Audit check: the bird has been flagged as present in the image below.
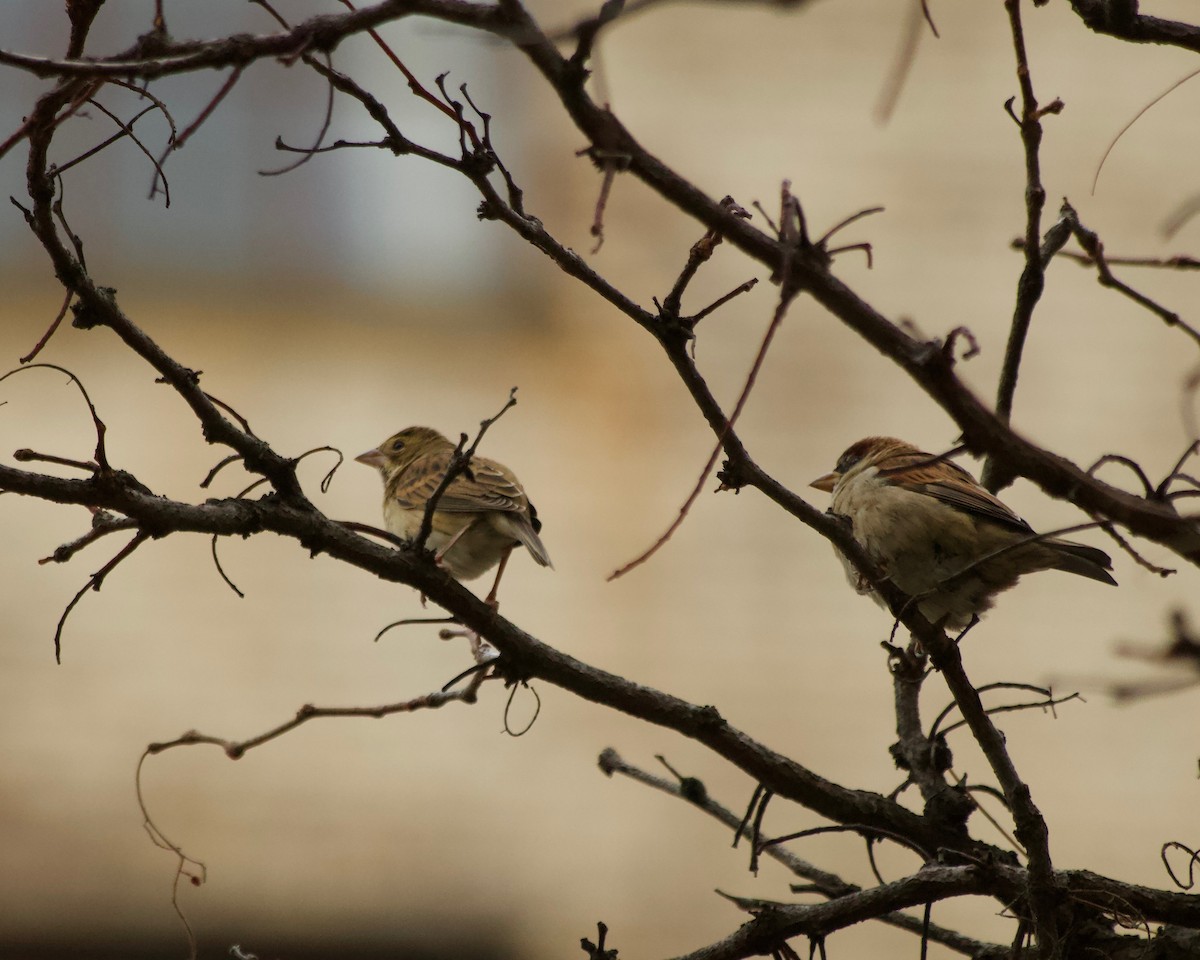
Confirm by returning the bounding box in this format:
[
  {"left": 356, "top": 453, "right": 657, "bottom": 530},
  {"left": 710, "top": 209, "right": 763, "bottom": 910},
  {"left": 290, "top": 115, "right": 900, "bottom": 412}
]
[
  {"left": 809, "top": 436, "right": 1116, "bottom": 631},
  {"left": 356, "top": 426, "right": 551, "bottom": 605}
]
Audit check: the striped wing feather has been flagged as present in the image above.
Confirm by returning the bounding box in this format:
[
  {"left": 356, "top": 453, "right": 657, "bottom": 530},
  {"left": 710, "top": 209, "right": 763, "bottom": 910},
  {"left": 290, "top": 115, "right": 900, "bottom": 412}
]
[
  {"left": 391, "top": 451, "right": 529, "bottom": 515},
  {"left": 881, "top": 450, "right": 1114, "bottom": 584},
  {"left": 880, "top": 452, "right": 1035, "bottom": 534}
]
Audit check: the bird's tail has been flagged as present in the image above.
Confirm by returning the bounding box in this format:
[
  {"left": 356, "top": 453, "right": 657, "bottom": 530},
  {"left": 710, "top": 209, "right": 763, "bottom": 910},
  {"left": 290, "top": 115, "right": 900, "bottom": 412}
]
[
  {"left": 496, "top": 513, "right": 552, "bottom": 568},
  {"left": 517, "top": 520, "right": 552, "bottom": 568},
  {"left": 1047, "top": 538, "right": 1117, "bottom": 585}
]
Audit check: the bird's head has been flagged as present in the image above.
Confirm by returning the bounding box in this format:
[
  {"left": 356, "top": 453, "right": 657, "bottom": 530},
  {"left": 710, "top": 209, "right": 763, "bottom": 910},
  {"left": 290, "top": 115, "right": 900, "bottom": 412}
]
[
  {"left": 355, "top": 426, "right": 450, "bottom": 479},
  {"left": 810, "top": 436, "right": 921, "bottom": 493}
]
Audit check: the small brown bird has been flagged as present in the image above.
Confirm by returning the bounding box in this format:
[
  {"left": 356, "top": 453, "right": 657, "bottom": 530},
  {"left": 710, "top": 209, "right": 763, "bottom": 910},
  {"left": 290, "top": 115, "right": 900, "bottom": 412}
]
[
  {"left": 810, "top": 437, "right": 1116, "bottom": 630},
  {"left": 356, "top": 426, "right": 550, "bottom": 604}
]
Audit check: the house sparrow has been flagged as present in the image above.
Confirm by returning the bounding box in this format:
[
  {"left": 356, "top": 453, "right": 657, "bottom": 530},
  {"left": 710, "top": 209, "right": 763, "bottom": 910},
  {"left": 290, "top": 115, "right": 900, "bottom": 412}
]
[
  {"left": 810, "top": 437, "right": 1116, "bottom": 630},
  {"left": 356, "top": 426, "right": 550, "bottom": 604}
]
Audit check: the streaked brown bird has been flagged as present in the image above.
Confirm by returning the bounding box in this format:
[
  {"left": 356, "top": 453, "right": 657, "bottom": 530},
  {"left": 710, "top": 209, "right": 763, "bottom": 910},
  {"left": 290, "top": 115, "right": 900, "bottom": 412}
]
[
  {"left": 810, "top": 436, "right": 1116, "bottom": 630},
  {"left": 356, "top": 426, "right": 551, "bottom": 604}
]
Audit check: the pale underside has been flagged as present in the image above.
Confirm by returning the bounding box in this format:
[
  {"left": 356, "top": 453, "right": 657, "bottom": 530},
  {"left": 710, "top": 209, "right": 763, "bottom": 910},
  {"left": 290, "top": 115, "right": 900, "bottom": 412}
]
[
  {"left": 383, "top": 496, "right": 541, "bottom": 581},
  {"left": 831, "top": 467, "right": 1079, "bottom": 630},
  {"left": 383, "top": 450, "right": 550, "bottom": 582}
]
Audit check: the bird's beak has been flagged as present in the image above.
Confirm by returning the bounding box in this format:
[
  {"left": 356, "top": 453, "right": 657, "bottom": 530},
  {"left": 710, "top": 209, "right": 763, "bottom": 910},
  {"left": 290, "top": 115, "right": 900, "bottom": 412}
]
[
  {"left": 355, "top": 448, "right": 387, "bottom": 469},
  {"left": 809, "top": 472, "right": 838, "bottom": 493}
]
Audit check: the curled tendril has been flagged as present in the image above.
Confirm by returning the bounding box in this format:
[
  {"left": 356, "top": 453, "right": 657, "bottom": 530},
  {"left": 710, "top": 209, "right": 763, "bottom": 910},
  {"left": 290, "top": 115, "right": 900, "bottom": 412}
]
[
  {"left": 502, "top": 679, "right": 540, "bottom": 737},
  {"left": 0, "top": 363, "right": 109, "bottom": 470}
]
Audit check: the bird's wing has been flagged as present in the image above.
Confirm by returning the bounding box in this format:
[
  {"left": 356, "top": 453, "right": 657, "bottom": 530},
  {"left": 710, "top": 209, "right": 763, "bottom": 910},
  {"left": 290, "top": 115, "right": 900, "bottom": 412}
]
[
  {"left": 391, "top": 452, "right": 528, "bottom": 515},
  {"left": 882, "top": 453, "right": 1036, "bottom": 534}
]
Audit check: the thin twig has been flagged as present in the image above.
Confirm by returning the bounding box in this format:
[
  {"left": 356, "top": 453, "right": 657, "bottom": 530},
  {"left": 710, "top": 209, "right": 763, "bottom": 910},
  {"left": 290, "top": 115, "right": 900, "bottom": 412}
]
[
  {"left": 660, "top": 196, "right": 751, "bottom": 320},
  {"left": 983, "top": 0, "right": 1060, "bottom": 494},
  {"left": 598, "top": 749, "right": 1004, "bottom": 958},
  {"left": 54, "top": 103, "right": 158, "bottom": 176},
  {"left": 932, "top": 518, "right": 1115, "bottom": 592},
  {"left": 875, "top": 1, "right": 929, "bottom": 123},
  {"left": 85, "top": 96, "right": 171, "bottom": 207},
  {"left": 608, "top": 185, "right": 802, "bottom": 580},
  {"left": 337, "top": 0, "right": 479, "bottom": 146},
  {"left": 1059, "top": 200, "right": 1200, "bottom": 350},
  {"left": 19, "top": 290, "right": 73, "bottom": 364},
  {"left": 1011, "top": 239, "right": 1200, "bottom": 272},
  {"left": 53, "top": 531, "right": 151, "bottom": 662},
  {"left": 374, "top": 616, "right": 460, "bottom": 643},
  {"left": 260, "top": 58, "right": 331, "bottom": 176},
  {"left": 1092, "top": 67, "right": 1200, "bottom": 195},
  {"left": 160, "top": 64, "right": 245, "bottom": 184},
  {"left": 135, "top": 752, "right": 206, "bottom": 960},
  {"left": 39, "top": 512, "right": 139, "bottom": 565},
  {"left": 199, "top": 454, "right": 243, "bottom": 489},
  {"left": 145, "top": 633, "right": 492, "bottom": 760},
  {"left": 759, "top": 823, "right": 933, "bottom": 864},
  {"left": 578, "top": 145, "right": 627, "bottom": 254},
  {"left": 12, "top": 448, "right": 96, "bottom": 471},
  {"left": 690, "top": 278, "right": 759, "bottom": 326},
  {"left": 414, "top": 388, "right": 519, "bottom": 552},
  {"left": 928, "top": 682, "right": 1059, "bottom": 742},
  {"left": 0, "top": 363, "right": 110, "bottom": 471},
  {"left": 210, "top": 533, "right": 244, "bottom": 598},
  {"left": 937, "top": 692, "right": 1082, "bottom": 740}
]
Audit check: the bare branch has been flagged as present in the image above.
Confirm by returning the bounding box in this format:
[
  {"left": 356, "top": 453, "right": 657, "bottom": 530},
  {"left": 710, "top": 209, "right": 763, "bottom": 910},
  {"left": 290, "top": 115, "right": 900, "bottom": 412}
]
[
  {"left": 135, "top": 751, "right": 207, "bottom": 960},
  {"left": 983, "top": 0, "right": 1059, "bottom": 495},
  {"left": 53, "top": 103, "right": 159, "bottom": 178},
  {"left": 145, "top": 632, "right": 492, "bottom": 760},
  {"left": 875, "top": 1, "right": 933, "bottom": 124},
  {"left": 1065, "top": 2, "right": 1200, "bottom": 55},
  {"left": 18, "top": 290, "right": 73, "bottom": 364},
  {"left": 659, "top": 195, "right": 752, "bottom": 321},
  {"left": 4, "top": 3, "right": 1200, "bottom": 955},
  {"left": 166, "top": 65, "right": 246, "bottom": 180},
  {"left": 1056, "top": 200, "right": 1200, "bottom": 350},
  {"left": 38, "top": 511, "right": 139, "bottom": 565},
  {"left": 85, "top": 95, "right": 171, "bottom": 206},
  {"left": 414, "top": 388, "right": 519, "bottom": 552},
  {"left": 673, "top": 865, "right": 991, "bottom": 960},
  {"left": 608, "top": 193, "right": 800, "bottom": 580},
  {"left": 53, "top": 531, "right": 151, "bottom": 663},
  {"left": 598, "top": 749, "right": 1006, "bottom": 958},
  {"left": 1, "top": 363, "right": 111, "bottom": 471}
]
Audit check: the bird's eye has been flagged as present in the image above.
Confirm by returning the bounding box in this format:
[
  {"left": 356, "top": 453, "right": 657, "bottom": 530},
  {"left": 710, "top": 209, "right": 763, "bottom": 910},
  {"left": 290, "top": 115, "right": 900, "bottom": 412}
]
[{"left": 391, "top": 439, "right": 405, "bottom": 452}]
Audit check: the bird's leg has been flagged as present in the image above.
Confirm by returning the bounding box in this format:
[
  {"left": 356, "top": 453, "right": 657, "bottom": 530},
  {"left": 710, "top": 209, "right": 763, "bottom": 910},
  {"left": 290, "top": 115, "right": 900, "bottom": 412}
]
[
  {"left": 889, "top": 595, "right": 919, "bottom": 645},
  {"left": 952, "top": 614, "right": 980, "bottom": 645},
  {"left": 484, "top": 545, "right": 514, "bottom": 609},
  {"left": 432, "top": 517, "right": 480, "bottom": 565},
  {"left": 423, "top": 520, "right": 483, "bottom": 607}
]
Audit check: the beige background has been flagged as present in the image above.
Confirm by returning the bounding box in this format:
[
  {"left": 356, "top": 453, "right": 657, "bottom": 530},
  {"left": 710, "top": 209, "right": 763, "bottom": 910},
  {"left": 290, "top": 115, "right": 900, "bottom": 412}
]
[{"left": 1, "top": 1, "right": 1198, "bottom": 957}]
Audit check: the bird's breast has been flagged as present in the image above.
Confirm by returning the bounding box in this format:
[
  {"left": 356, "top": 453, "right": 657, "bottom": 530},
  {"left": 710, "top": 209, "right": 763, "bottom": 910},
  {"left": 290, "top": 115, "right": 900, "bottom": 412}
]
[
  {"left": 832, "top": 473, "right": 982, "bottom": 589},
  {"left": 381, "top": 499, "right": 516, "bottom": 581}
]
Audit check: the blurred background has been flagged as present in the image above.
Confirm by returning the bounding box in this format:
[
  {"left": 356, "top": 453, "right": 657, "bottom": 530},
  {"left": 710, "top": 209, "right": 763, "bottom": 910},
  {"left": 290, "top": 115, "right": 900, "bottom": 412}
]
[{"left": 1, "top": 1, "right": 1198, "bottom": 957}]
